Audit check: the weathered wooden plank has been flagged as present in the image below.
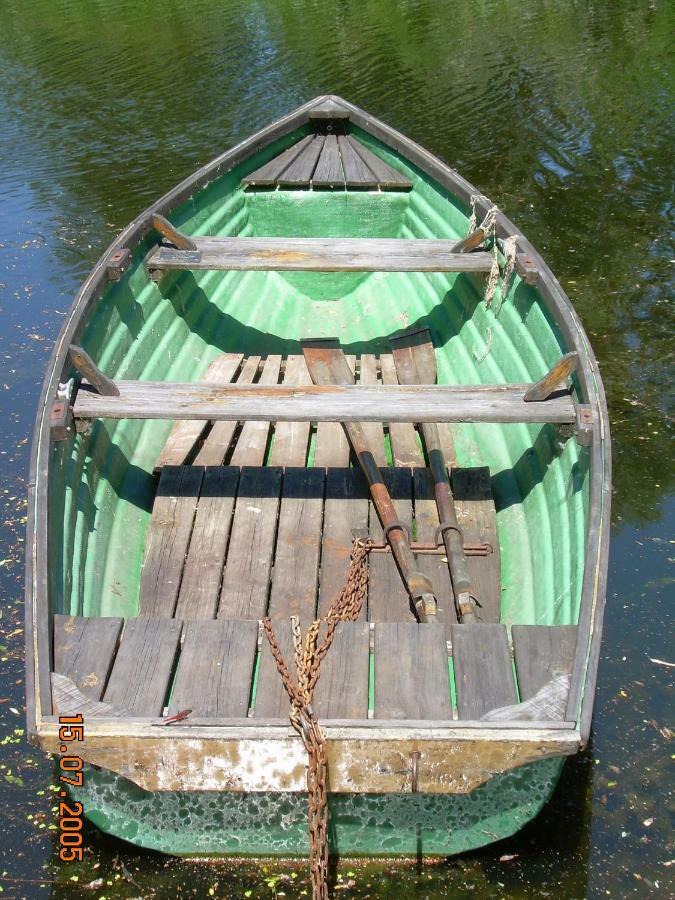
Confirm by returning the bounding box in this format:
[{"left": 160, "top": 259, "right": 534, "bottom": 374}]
[
  {"left": 359, "top": 354, "right": 387, "bottom": 467},
  {"left": 155, "top": 353, "right": 243, "bottom": 468},
  {"left": 380, "top": 354, "right": 423, "bottom": 466},
  {"left": 451, "top": 623, "right": 517, "bottom": 719},
  {"left": 313, "top": 355, "right": 355, "bottom": 467},
  {"left": 451, "top": 467, "right": 501, "bottom": 623},
  {"left": 51, "top": 672, "right": 128, "bottom": 718},
  {"left": 229, "top": 355, "right": 282, "bottom": 466},
  {"left": 317, "top": 467, "right": 369, "bottom": 618},
  {"left": 312, "top": 134, "right": 345, "bottom": 188},
  {"left": 277, "top": 135, "right": 325, "bottom": 186},
  {"left": 138, "top": 466, "right": 204, "bottom": 618},
  {"left": 103, "top": 618, "right": 182, "bottom": 716},
  {"left": 413, "top": 468, "right": 458, "bottom": 625},
  {"left": 147, "top": 238, "right": 495, "bottom": 272},
  {"left": 346, "top": 135, "right": 412, "bottom": 189},
  {"left": 254, "top": 619, "right": 295, "bottom": 717},
  {"left": 512, "top": 625, "right": 578, "bottom": 700},
  {"left": 313, "top": 622, "right": 370, "bottom": 719},
  {"left": 75, "top": 381, "right": 575, "bottom": 424},
  {"left": 169, "top": 619, "right": 258, "bottom": 717},
  {"left": 269, "top": 356, "right": 312, "bottom": 466},
  {"left": 174, "top": 467, "right": 240, "bottom": 619},
  {"left": 338, "top": 135, "right": 378, "bottom": 188},
  {"left": 193, "top": 355, "right": 260, "bottom": 466},
  {"left": 368, "top": 468, "right": 415, "bottom": 622},
  {"left": 53, "top": 615, "right": 123, "bottom": 700},
  {"left": 218, "top": 466, "right": 283, "bottom": 618},
  {"left": 267, "top": 467, "right": 325, "bottom": 623},
  {"left": 242, "top": 134, "right": 314, "bottom": 186},
  {"left": 374, "top": 623, "right": 451, "bottom": 719}
]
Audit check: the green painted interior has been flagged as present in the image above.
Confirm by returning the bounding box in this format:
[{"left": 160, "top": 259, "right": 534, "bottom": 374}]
[{"left": 47, "top": 126, "right": 589, "bottom": 856}]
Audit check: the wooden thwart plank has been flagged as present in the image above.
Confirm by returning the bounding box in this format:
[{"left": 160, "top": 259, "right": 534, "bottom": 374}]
[
  {"left": 103, "top": 618, "right": 182, "bottom": 716},
  {"left": 312, "top": 135, "right": 344, "bottom": 188},
  {"left": 193, "top": 355, "right": 260, "bottom": 466},
  {"left": 169, "top": 619, "right": 258, "bottom": 717},
  {"left": 218, "top": 466, "right": 283, "bottom": 619},
  {"left": 139, "top": 466, "right": 204, "bottom": 618},
  {"left": 75, "top": 381, "right": 576, "bottom": 424},
  {"left": 53, "top": 615, "right": 123, "bottom": 700},
  {"left": 267, "top": 467, "right": 325, "bottom": 623},
  {"left": 374, "top": 623, "right": 451, "bottom": 719},
  {"left": 512, "top": 625, "right": 578, "bottom": 699},
  {"left": 451, "top": 623, "right": 517, "bottom": 719},
  {"left": 277, "top": 135, "right": 325, "bottom": 186},
  {"left": 148, "top": 238, "right": 495, "bottom": 272},
  {"left": 174, "top": 466, "right": 240, "bottom": 619},
  {"left": 156, "top": 353, "right": 243, "bottom": 467}
]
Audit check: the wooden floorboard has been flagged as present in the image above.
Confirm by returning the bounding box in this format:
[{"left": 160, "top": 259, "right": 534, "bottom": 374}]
[
  {"left": 155, "top": 353, "right": 243, "bottom": 468},
  {"left": 368, "top": 467, "right": 415, "bottom": 622},
  {"left": 229, "top": 355, "right": 282, "bottom": 466},
  {"left": 374, "top": 623, "right": 451, "bottom": 719},
  {"left": 312, "top": 134, "right": 344, "bottom": 188},
  {"left": 380, "top": 354, "right": 423, "bottom": 467},
  {"left": 218, "top": 466, "right": 283, "bottom": 619},
  {"left": 53, "top": 615, "right": 123, "bottom": 700},
  {"left": 313, "top": 355, "right": 355, "bottom": 467},
  {"left": 313, "top": 622, "right": 370, "bottom": 718},
  {"left": 138, "top": 466, "right": 204, "bottom": 618},
  {"left": 174, "top": 466, "right": 240, "bottom": 619},
  {"left": 169, "top": 619, "right": 258, "bottom": 716},
  {"left": 346, "top": 135, "right": 412, "bottom": 189},
  {"left": 267, "top": 467, "right": 325, "bottom": 623},
  {"left": 278, "top": 135, "right": 324, "bottom": 186},
  {"left": 317, "top": 467, "right": 369, "bottom": 618},
  {"left": 413, "top": 468, "right": 458, "bottom": 625},
  {"left": 242, "top": 135, "right": 314, "bottom": 187},
  {"left": 194, "top": 355, "right": 260, "bottom": 466},
  {"left": 103, "top": 618, "right": 182, "bottom": 716},
  {"left": 451, "top": 623, "right": 517, "bottom": 719},
  {"left": 359, "top": 354, "right": 387, "bottom": 467},
  {"left": 254, "top": 619, "right": 295, "bottom": 717},
  {"left": 451, "top": 467, "right": 501, "bottom": 623},
  {"left": 512, "top": 625, "right": 578, "bottom": 699},
  {"left": 269, "top": 355, "right": 312, "bottom": 466}
]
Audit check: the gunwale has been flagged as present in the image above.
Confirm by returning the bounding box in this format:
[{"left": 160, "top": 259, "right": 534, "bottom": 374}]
[{"left": 25, "top": 96, "right": 610, "bottom": 768}]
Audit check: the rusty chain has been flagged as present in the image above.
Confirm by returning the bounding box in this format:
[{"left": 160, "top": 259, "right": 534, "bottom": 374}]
[{"left": 261, "top": 536, "right": 372, "bottom": 900}]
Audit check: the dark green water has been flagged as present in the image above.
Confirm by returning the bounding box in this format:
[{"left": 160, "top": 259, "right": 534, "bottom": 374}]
[{"left": 0, "top": 1, "right": 672, "bottom": 896}]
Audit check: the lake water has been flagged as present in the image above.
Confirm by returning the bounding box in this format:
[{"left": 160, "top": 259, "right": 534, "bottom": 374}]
[{"left": 0, "top": 1, "right": 672, "bottom": 896}]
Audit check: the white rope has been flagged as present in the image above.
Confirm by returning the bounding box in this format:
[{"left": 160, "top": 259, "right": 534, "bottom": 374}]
[{"left": 466, "top": 196, "right": 519, "bottom": 311}]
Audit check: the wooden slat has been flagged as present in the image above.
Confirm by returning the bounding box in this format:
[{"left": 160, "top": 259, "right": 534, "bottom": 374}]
[
  {"left": 75, "top": 381, "right": 575, "bottom": 424},
  {"left": 53, "top": 615, "right": 123, "bottom": 700},
  {"left": 451, "top": 467, "right": 501, "bottom": 623},
  {"left": 242, "top": 135, "right": 314, "bottom": 187},
  {"left": 156, "top": 353, "right": 243, "bottom": 467},
  {"left": 229, "top": 355, "right": 282, "bottom": 466},
  {"left": 138, "top": 466, "right": 204, "bottom": 618},
  {"left": 193, "top": 355, "right": 260, "bottom": 466},
  {"left": 267, "top": 467, "right": 325, "bottom": 623},
  {"left": 269, "top": 356, "right": 312, "bottom": 466},
  {"left": 512, "top": 625, "right": 578, "bottom": 700},
  {"left": 374, "top": 623, "right": 451, "bottom": 718},
  {"left": 413, "top": 468, "right": 458, "bottom": 625},
  {"left": 174, "top": 467, "right": 240, "bottom": 619},
  {"left": 338, "top": 135, "right": 378, "bottom": 188},
  {"left": 148, "top": 238, "right": 495, "bottom": 272},
  {"left": 218, "top": 466, "right": 283, "bottom": 618},
  {"left": 254, "top": 618, "right": 295, "bottom": 717},
  {"left": 277, "top": 135, "right": 325, "bottom": 186},
  {"left": 346, "top": 135, "right": 412, "bottom": 189},
  {"left": 451, "top": 623, "right": 517, "bottom": 719},
  {"left": 368, "top": 468, "right": 415, "bottom": 622},
  {"left": 168, "top": 619, "right": 258, "bottom": 716},
  {"left": 359, "top": 354, "right": 387, "bottom": 467},
  {"left": 380, "top": 354, "right": 423, "bottom": 466},
  {"left": 312, "top": 134, "right": 345, "bottom": 188},
  {"left": 103, "top": 618, "right": 182, "bottom": 716},
  {"left": 317, "top": 467, "right": 369, "bottom": 618},
  {"left": 313, "top": 355, "right": 355, "bottom": 467},
  {"left": 313, "top": 622, "right": 370, "bottom": 718}
]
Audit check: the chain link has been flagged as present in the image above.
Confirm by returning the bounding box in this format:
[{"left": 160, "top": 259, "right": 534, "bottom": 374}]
[{"left": 262, "top": 537, "right": 372, "bottom": 900}]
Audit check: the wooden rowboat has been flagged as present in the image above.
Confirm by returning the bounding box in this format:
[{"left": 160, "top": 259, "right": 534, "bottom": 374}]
[{"left": 26, "top": 96, "right": 610, "bottom": 859}]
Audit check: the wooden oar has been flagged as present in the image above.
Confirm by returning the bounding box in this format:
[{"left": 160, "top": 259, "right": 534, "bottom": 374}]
[
  {"left": 302, "top": 340, "right": 437, "bottom": 623},
  {"left": 390, "top": 328, "right": 478, "bottom": 623}
]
